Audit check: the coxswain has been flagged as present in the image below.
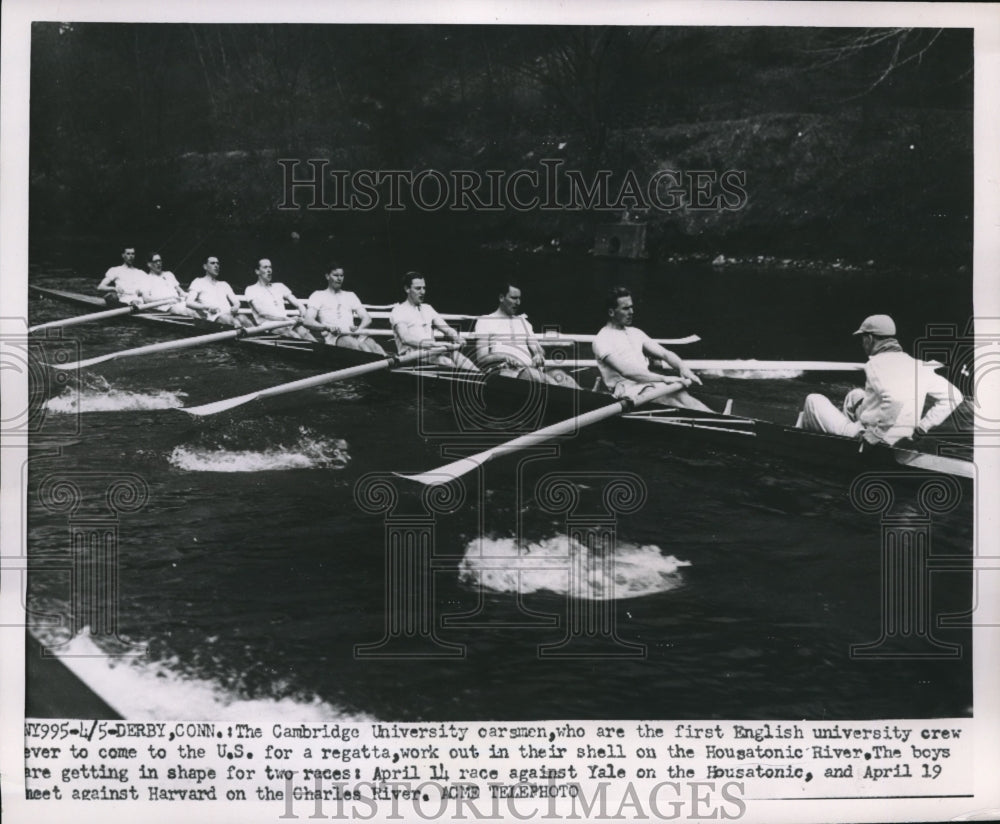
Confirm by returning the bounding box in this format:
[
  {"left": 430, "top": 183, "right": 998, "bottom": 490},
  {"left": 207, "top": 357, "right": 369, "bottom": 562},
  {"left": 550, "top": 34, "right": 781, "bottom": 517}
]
[
  {"left": 185, "top": 256, "right": 245, "bottom": 327},
  {"left": 302, "top": 264, "right": 386, "bottom": 354},
  {"left": 389, "top": 272, "right": 479, "bottom": 371},
  {"left": 797, "top": 314, "right": 962, "bottom": 444},
  {"left": 473, "top": 282, "right": 579, "bottom": 387},
  {"left": 243, "top": 258, "right": 313, "bottom": 339},
  {"left": 593, "top": 286, "right": 710, "bottom": 410}
]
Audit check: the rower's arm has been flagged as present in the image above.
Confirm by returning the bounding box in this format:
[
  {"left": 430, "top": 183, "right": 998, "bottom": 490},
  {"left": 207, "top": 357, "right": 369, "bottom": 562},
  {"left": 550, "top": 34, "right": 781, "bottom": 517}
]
[
  {"left": 642, "top": 341, "right": 702, "bottom": 385},
  {"left": 393, "top": 319, "right": 429, "bottom": 350},
  {"left": 283, "top": 287, "right": 308, "bottom": 317},
  {"left": 431, "top": 315, "right": 463, "bottom": 344},
  {"left": 474, "top": 331, "right": 520, "bottom": 369},
  {"left": 185, "top": 288, "right": 204, "bottom": 311},
  {"left": 96, "top": 273, "right": 117, "bottom": 294},
  {"left": 917, "top": 371, "right": 963, "bottom": 434},
  {"left": 246, "top": 293, "right": 275, "bottom": 320},
  {"left": 186, "top": 284, "right": 214, "bottom": 313},
  {"left": 473, "top": 323, "right": 491, "bottom": 362},
  {"left": 353, "top": 304, "right": 373, "bottom": 331},
  {"left": 301, "top": 303, "right": 324, "bottom": 332},
  {"left": 602, "top": 350, "right": 680, "bottom": 384},
  {"left": 527, "top": 337, "right": 545, "bottom": 363},
  {"left": 254, "top": 305, "right": 286, "bottom": 321}
]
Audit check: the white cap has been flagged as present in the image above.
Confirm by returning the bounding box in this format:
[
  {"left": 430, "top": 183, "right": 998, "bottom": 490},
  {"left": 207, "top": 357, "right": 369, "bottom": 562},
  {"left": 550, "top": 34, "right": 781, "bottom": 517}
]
[{"left": 853, "top": 314, "right": 896, "bottom": 336}]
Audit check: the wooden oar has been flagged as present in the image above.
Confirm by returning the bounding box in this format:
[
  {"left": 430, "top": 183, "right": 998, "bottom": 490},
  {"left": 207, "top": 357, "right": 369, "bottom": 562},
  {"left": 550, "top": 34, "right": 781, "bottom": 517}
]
[
  {"left": 537, "top": 332, "right": 700, "bottom": 346},
  {"left": 48, "top": 320, "right": 298, "bottom": 371},
  {"left": 29, "top": 298, "right": 178, "bottom": 333},
  {"left": 181, "top": 345, "right": 453, "bottom": 416},
  {"left": 397, "top": 380, "right": 688, "bottom": 485},
  {"left": 545, "top": 358, "right": 866, "bottom": 372},
  {"left": 367, "top": 310, "right": 478, "bottom": 322},
  {"left": 336, "top": 331, "right": 700, "bottom": 347}
]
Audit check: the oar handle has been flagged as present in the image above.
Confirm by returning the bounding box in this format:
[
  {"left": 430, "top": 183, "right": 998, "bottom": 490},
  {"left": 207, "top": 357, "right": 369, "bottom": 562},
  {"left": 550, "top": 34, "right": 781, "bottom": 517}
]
[{"left": 131, "top": 297, "right": 178, "bottom": 312}]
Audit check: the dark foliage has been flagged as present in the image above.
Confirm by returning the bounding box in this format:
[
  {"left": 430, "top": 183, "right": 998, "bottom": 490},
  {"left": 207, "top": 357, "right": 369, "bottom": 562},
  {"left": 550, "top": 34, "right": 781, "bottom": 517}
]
[{"left": 30, "top": 23, "right": 972, "bottom": 267}]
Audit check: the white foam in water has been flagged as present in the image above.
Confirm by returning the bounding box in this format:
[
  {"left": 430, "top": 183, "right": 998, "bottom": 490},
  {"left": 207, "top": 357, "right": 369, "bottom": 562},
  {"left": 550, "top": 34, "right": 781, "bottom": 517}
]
[
  {"left": 169, "top": 436, "right": 350, "bottom": 472},
  {"left": 44, "top": 387, "right": 186, "bottom": 413},
  {"left": 459, "top": 536, "right": 690, "bottom": 600},
  {"left": 32, "top": 630, "right": 370, "bottom": 722}
]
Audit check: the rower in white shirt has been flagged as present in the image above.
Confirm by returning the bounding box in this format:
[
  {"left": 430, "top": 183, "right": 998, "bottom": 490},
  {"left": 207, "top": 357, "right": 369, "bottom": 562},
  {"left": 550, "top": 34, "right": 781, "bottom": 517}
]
[
  {"left": 302, "top": 264, "right": 385, "bottom": 354},
  {"left": 592, "top": 286, "right": 711, "bottom": 410},
  {"left": 185, "top": 255, "right": 246, "bottom": 327},
  {"left": 389, "top": 272, "right": 479, "bottom": 371},
  {"left": 138, "top": 252, "right": 196, "bottom": 316},
  {"left": 473, "top": 282, "right": 579, "bottom": 387},
  {"left": 243, "top": 258, "right": 313, "bottom": 340},
  {"left": 97, "top": 246, "right": 150, "bottom": 306}
]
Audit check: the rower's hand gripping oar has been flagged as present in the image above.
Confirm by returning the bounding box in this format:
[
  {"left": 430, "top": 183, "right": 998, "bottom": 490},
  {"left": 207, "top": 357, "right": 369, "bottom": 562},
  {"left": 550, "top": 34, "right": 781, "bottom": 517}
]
[
  {"left": 47, "top": 320, "right": 298, "bottom": 371},
  {"left": 181, "top": 344, "right": 454, "bottom": 416},
  {"left": 29, "top": 297, "right": 178, "bottom": 333},
  {"left": 397, "top": 379, "right": 690, "bottom": 486}
]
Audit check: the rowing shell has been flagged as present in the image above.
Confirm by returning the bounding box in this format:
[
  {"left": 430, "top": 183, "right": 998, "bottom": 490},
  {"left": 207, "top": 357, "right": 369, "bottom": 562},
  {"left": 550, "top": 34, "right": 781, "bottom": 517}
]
[{"left": 29, "top": 285, "right": 974, "bottom": 478}]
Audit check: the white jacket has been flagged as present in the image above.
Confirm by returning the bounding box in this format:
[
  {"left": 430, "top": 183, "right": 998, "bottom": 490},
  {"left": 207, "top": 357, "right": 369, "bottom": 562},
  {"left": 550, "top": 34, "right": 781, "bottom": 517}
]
[{"left": 857, "top": 350, "right": 961, "bottom": 444}]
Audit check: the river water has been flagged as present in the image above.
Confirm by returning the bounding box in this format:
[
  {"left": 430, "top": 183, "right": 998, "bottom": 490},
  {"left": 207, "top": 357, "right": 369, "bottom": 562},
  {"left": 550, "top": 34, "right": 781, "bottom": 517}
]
[{"left": 24, "top": 232, "right": 974, "bottom": 721}]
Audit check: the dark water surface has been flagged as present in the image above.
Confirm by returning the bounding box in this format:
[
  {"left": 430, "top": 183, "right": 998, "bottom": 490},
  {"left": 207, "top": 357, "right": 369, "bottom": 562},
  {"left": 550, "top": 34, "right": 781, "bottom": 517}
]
[{"left": 25, "top": 233, "right": 974, "bottom": 721}]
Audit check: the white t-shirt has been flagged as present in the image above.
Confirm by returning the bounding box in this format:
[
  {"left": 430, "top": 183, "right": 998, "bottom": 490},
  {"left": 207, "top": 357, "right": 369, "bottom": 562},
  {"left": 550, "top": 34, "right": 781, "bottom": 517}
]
[
  {"left": 389, "top": 301, "right": 445, "bottom": 354},
  {"left": 245, "top": 282, "right": 297, "bottom": 321},
  {"left": 141, "top": 271, "right": 183, "bottom": 301},
  {"left": 187, "top": 276, "right": 238, "bottom": 315},
  {"left": 104, "top": 266, "right": 150, "bottom": 300},
  {"left": 474, "top": 310, "right": 536, "bottom": 366},
  {"left": 592, "top": 325, "right": 654, "bottom": 394},
  {"left": 307, "top": 289, "right": 364, "bottom": 331}
]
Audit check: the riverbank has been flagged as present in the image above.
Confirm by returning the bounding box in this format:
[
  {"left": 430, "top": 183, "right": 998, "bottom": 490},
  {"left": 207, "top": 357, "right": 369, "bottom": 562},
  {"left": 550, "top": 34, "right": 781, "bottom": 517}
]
[{"left": 31, "top": 107, "right": 970, "bottom": 273}]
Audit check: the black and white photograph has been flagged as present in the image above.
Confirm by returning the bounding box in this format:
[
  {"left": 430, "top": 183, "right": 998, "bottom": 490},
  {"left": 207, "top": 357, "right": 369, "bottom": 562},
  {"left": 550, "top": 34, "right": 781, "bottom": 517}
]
[{"left": 2, "top": 1, "right": 998, "bottom": 822}]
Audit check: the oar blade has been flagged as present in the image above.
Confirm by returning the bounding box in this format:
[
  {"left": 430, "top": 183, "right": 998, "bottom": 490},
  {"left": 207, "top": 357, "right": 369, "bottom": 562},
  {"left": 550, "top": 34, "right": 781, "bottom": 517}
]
[
  {"left": 394, "top": 457, "right": 485, "bottom": 486},
  {"left": 51, "top": 320, "right": 296, "bottom": 374},
  {"left": 30, "top": 305, "right": 131, "bottom": 333},
  {"left": 178, "top": 345, "right": 452, "bottom": 417},
  {"left": 29, "top": 297, "right": 177, "bottom": 333},
  {"left": 47, "top": 351, "right": 118, "bottom": 371},
  {"left": 181, "top": 391, "right": 261, "bottom": 417},
  {"left": 396, "top": 383, "right": 686, "bottom": 486}
]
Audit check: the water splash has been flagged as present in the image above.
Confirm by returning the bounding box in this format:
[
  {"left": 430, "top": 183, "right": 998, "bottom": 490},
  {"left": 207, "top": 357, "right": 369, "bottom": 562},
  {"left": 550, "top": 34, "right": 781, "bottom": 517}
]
[
  {"left": 169, "top": 429, "right": 350, "bottom": 472},
  {"left": 459, "top": 536, "right": 690, "bottom": 600},
  {"left": 29, "top": 629, "right": 369, "bottom": 722},
  {"left": 45, "top": 386, "right": 186, "bottom": 413}
]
